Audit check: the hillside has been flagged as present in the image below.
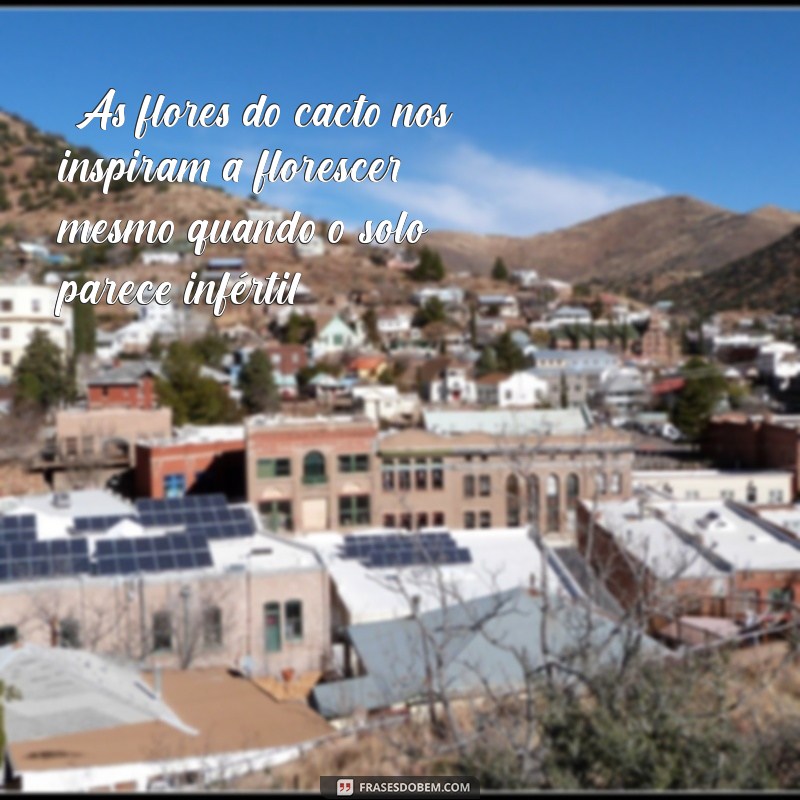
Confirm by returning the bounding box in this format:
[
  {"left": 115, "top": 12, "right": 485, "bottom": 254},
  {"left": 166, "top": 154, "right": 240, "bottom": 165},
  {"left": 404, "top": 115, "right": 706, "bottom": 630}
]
[
  {"left": 658, "top": 224, "right": 800, "bottom": 315},
  {"left": 423, "top": 196, "right": 800, "bottom": 297},
  {"left": 2, "top": 108, "right": 800, "bottom": 309}
]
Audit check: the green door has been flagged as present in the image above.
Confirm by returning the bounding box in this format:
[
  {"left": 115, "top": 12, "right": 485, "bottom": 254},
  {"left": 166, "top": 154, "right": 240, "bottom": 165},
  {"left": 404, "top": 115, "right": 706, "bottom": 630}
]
[{"left": 264, "top": 602, "right": 282, "bottom": 652}]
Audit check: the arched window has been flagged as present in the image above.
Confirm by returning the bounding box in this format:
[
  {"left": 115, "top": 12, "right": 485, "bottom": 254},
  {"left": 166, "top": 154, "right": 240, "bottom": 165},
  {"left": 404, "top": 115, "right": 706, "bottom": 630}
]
[
  {"left": 566, "top": 473, "right": 580, "bottom": 510},
  {"left": 506, "top": 475, "right": 521, "bottom": 527},
  {"left": 546, "top": 474, "right": 560, "bottom": 533},
  {"left": 303, "top": 451, "right": 326, "bottom": 484},
  {"left": 526, "top": 475, "right": 540, "bottom": 524}
]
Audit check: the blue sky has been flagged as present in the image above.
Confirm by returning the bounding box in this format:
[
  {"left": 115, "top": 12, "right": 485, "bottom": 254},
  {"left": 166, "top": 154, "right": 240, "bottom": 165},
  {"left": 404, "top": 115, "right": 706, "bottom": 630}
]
[{"left": 3, "top": 8, "right": 800, "bottom": 236}]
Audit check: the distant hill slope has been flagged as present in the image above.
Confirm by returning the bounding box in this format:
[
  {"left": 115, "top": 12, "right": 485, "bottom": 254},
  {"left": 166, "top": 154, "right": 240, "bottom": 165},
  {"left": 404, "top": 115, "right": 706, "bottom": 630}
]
[
  {"left": 658, "top": 225, "right": 800, "bottom": 315},
  {"left": 422, "top": 196, "right": 800, "bottom": 296},
  {"left": 0, "top": 109, "right": 259, "bottom": 243}
]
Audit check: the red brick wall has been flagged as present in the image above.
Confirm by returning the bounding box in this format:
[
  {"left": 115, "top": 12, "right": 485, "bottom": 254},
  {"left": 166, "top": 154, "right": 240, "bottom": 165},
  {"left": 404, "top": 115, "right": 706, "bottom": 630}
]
[
  {"left": 88, "top": 376, "right": 156, "bottom": 410},
  {"left": 135, "top": 438, "right": 246, "bottom": 499}
]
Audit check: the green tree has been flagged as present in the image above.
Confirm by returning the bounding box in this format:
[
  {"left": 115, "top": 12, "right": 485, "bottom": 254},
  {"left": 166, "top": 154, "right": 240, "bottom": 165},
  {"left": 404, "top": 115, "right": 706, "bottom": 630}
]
[
  {"left": 494, "top": 331, "right": 527, "bottom": 373},
  {"left": 362, "top": 307, "right": 381, "bottom": 346},
  {"left": 410, "top": 247, "right": 445, "bottom": 282},
  {"left": 72, "top": 272, "right": 96, "bottom": 356},
  {"left": 413, "top": 297, "right": 447, "bottom": 328},
  {"left": 239, "top": 350, "right": 280, "bottom": 414},
  {"left": 284, "top": 312, "right": 317, "bottom": 345},
  {"left": 491, "top": 257, "right": 509, "bottom": 282},
  {"left": 476, "top": 346, "right": 498, "bottom": 376},
  {"left": 190, "top": 330, "right": 229, "bottom": 369},
  {"left": 670, "top": 356, "right": 727, "bottom": 442},
  {"left": 13, "top": 330, "right": 72, "bottom": 412},
  {"left": 156, "top": 342, "right": 240, "bottom": 425}
]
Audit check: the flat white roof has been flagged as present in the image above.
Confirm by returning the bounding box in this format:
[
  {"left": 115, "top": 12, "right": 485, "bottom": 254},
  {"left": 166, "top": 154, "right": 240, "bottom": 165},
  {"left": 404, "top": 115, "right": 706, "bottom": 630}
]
[
  {"left": 633, "top": 469, "right": 794, "bottom": 480},
  {"left": 654, "top": 499, "right": 800, "bottom": 572},
  {"left": 296, "top": 526, "right": 575, "bottom": 625},
  {"left": 594, "top": 498, "right": 728, "bottom": 580}
]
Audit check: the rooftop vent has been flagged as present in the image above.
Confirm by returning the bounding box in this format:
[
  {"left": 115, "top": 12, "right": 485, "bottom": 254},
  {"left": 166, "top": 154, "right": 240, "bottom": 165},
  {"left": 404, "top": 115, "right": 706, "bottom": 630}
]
[{"left": 52, "top": 492, "right": 70, "bottom": 509}]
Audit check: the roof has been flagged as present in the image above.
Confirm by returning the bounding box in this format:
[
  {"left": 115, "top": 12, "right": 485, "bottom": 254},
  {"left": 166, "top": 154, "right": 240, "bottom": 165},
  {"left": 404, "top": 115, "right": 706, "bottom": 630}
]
[
  {"left": 652, "top": 377, "right": 686, "bottom": 395},
  {"left": 9, "top": 666, "right": 332, "bottom": 773},
  {"left": 297, "top": 526, "right": 581, "bottom": 626},
  {"left": 0, "top": 644, "right": 188, "bottom": 745},
  {"left": 312, "top": 588, "right": 665, "bottom": 719},
  {"left": 87, "top": 360, "right": 161, "bottom": 386},
  {"left": 423, "top": 407, "right": 591, "bottom": 437},
  {"left": 655, "top": 499, "right": 800, "bottom": 572},
  {"left": 348, "top": 355, "right": 387, "bottom": 371},
  {"left": 474, "top": 372, "right": 510, "bottom": 386},
  {"left": 593, "top": 498, "right": 730, "bottom": 580}
]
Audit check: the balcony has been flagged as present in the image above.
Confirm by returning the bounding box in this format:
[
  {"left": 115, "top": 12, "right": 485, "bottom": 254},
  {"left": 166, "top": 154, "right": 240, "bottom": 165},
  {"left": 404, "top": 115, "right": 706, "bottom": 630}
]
[{"left": 302, "top": 474, "right": 328, "bottom": 486}]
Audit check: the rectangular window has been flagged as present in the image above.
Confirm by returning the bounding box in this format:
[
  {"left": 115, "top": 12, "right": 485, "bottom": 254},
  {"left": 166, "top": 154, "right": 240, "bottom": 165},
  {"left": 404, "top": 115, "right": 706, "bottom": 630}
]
[
  {"left": 479, "top": 475, "right": 491, "bottom": 496},
  {"left": 65, "top": 437, "right": 78, "bottom": 458},
  {"left": 32, "top": 299, "right": 41, "bottom": 313},
  {"left": 0, "top": 626, "right": 17, "bottom": 646},
  {"left": 382, "top": 470, "right": 395, "bottom": 491},
  {"left": 720, "top": 490, "right": 734, "bottom": 500},
  {"left": 400, "top": 513, "right": 413, "bottom": 531},
  {"left": 59, "top": 618, "right": 80, "bottom": 649},
  {"left": 203, "top": 607, "right": 223, "bottom": 648},
  {"left": 0, "top": 300, "right": 12, "bottom": 313},
  {"left": 464, "top": 511, "right": 476, "bottom": 529},
  {"left": 415, "top": 468, "right": 428, "bottom": 491},
  {"left": 769, "top": 489, "right": 785, "bottom": 504},
  {"left": 479, "top": 511, "right": 492, "bottom": 528},
  {"left": 383, "top": 513, "right": 397, "bottom": 528},
  {"left": 257, "top": 458, "right": 291, "bottom": 479},
  {"left": 163, "top": 473, "right": 186, "bottom": 499},
  {"left": 463, "top": 475, "right": 475, "bottom": 498},
  {"left": 0, "top": 328, "right": 9, "bottom": 340},
  {"left": 152, "top": 611, "right": 172, "bottom": 651},
  {"left": 285, "top": 600, "right": 303, "bottom": 642},
  {"left": 259, "top": 500, "right": 293, "bottom": 532},
  {"left": 339, "top": 495, "right": 371, "bottom": 526},
  {"left": 81, "top": 435, "right": 94, "bottom": 457},
  {"left": 1, "top": 352, "right": 10, "bottom": 367},
  {"left": 398, "top": 469, "right": 411, "bottom": 491},
  {"left": 432, "top": 458, "right": 444, "bottom": 490},
  {"left": 339, "top": 454, "right": 370, "bottom": 473},
  {"left": 433, "top": 512, "right": 445, "bottom": 527},
  {"left": 417, "top": 512, "right": 429, "bottom": 529},
  {"left": 264, "top": 602, "right": 282, "bottom": 653}
]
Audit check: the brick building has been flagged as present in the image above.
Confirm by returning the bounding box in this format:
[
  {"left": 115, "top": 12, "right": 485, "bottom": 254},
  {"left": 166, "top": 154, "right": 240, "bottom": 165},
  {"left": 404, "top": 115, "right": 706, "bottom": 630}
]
[
  {"left": 87, "top": 362, "right": 159, "bottom": 411},
  {"left": 135, "top": 425, "right": 246, "bottom": 500},
  {"left": 703, "top": 414, "right": 800, "bottom": 497},
  {"left": 245, "top": 409, "right": 635, "bottom": 536},
  {"left": 577, "top": 496, "right": 800, "bottom": 626}
]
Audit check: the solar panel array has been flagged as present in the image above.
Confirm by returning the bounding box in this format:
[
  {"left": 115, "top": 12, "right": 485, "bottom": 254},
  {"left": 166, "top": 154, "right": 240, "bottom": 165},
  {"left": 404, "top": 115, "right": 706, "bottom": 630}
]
[
  {"left": 134, "top": 495, "right": 256, "bottom": 539},
  {"left": 94, "top": 532, "right": 213, "bottom": 576},
  {"left": 0, "top": 538, "right": 90, "bottom": 580},
  {"left": 0, "top": 515, "right": 37, "bottom": 543},
  {"left": 341, "top": 532, "right": 472, "bottom": 569},
  {"left": 73, "top": 515, "right": 137, "bottom": 534},
  {"left": 0, "top": 494, "right": 258, "bottom": 584}
]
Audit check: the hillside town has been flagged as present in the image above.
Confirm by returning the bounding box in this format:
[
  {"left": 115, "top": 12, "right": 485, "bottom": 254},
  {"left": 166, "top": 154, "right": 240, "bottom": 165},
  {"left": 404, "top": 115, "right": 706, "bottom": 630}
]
[{"left": 4, "top": 199, "right": 800, "bottom": 789}]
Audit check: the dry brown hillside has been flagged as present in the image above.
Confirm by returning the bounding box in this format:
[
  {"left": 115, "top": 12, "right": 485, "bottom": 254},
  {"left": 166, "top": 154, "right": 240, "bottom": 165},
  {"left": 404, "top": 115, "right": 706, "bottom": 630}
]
[{"left": 422, "top": 195, "right": 800, "bottom": 297}]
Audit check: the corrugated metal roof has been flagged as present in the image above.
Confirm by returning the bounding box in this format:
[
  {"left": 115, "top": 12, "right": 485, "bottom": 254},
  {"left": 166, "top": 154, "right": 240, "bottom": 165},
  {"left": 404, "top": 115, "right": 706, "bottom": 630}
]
[{"left": 423, "top": 407, "right": 591, "bottom": 437}]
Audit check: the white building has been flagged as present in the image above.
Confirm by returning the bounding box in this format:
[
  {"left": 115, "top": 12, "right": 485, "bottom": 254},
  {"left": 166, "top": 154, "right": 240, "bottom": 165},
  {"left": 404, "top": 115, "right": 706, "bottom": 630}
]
[
  {"left": 475, "top": 371, "right": 549, "bottom": 408},
  {"left": 351, "top": 385, "right": 420, "bottom": 424},
  {"left": 510, "top": 269, "right": 540, "bottom": 288},
  {"left": 294, "top": 237, "right": 325, "bottom": 259},
  {"left": 141, "top": 251, "right": 182, "bottom": 267},
  {"left": 0, "top": 282, "right": 73, "bottom": 380},
  {"left": 757, "top": 341, "right": 800, "bottom": 384},
  {"left": 411, "top": 286, "right": 465, "bottom": 307},
  {"left": 309, "top": 315, "right": 366, "bottom": 361},
  {"left": 633, "top": 469, "right": 793, "bottom": 505}
]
